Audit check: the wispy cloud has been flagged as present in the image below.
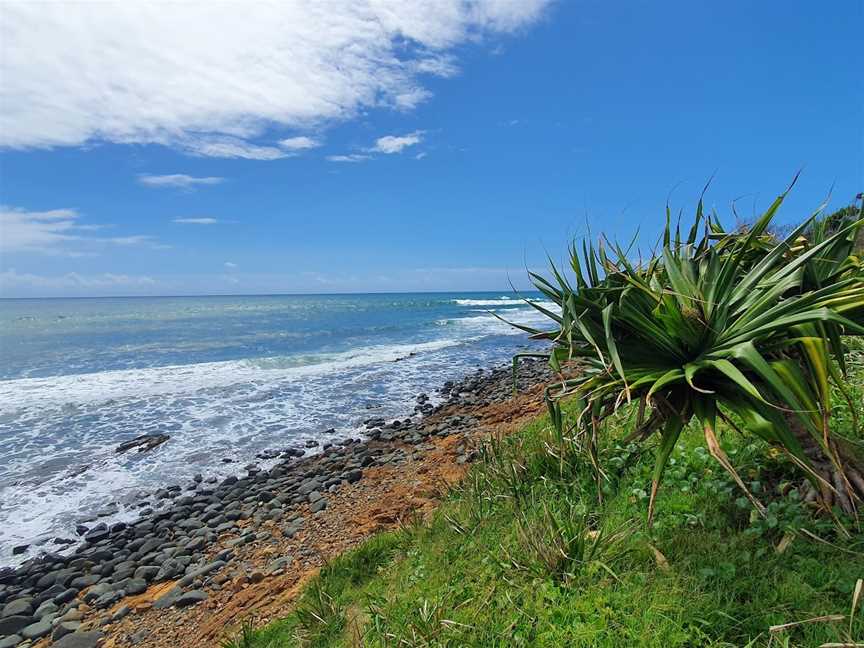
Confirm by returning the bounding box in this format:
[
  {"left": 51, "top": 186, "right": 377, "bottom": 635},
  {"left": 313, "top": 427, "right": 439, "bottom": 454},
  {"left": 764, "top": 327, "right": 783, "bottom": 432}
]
[
  {"left": 224, "top": 261, "right": 237, "bottom": 269},
  {"left": 279, "top": 136, "right": 322, "bottom": 151},
  {"left": 173, "top": 217, "right": 219, "bottom": 225},
  {"left": 0, "top": 207, "right": 81, "bottom": 254},
  {"left": 138, "top": 174, "right": 225, "bottom": 189},
  {"left": 413, "top": 55, "right": 459, "bottom": 78},
  {"left": 0, "top": 206, "right": 159, "bottom": 255},
  {"left": 371, "top": 131, "right": 424, "bottom": 154},
  {"left": 0, "top": 2, "right": 550, "bottom": 156},
  {"left": 326, "top": 154, "right": 371, "bottom": 163},
  {"left": 0, "top": 269, "right": 156, "bottom": 290},
  {"left": 106, "top": 235, "right": 160, "bottom": 246},
  {"left": 180, "top": 136, "right": 289, "bottom": 160}
]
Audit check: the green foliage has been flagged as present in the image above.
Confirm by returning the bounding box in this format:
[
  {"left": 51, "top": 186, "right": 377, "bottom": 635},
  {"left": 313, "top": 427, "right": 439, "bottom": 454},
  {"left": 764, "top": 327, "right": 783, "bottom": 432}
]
[
  {"left": 509, "top": 493, "right": 630, "bottom": 584},
  {"left": 235, "top": 406, "right": 864, "bottom": 647},
  {"left": 515, "top": 185, "right": 864, "bottom": 520},
  {"left": 221, "top": 622, "right": 260, "bottom": 648}
]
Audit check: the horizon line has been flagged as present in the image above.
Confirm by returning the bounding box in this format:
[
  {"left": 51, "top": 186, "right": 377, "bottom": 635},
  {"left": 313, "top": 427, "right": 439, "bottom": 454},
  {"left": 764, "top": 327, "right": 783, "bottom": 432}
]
[{"left": 0, "top": 288, "right": 541, "bottom": 301}]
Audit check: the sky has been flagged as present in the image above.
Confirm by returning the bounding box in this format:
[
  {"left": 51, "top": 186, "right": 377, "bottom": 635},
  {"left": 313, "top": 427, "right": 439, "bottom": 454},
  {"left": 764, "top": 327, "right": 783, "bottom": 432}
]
[{"left": 0, "top": 1, "right": 861, "bottom": 298}]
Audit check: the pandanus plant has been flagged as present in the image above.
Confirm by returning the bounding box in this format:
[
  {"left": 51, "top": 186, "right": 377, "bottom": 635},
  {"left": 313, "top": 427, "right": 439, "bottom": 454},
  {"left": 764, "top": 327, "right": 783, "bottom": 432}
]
[{"left": 513, "top": 182, "right": 864, "bottom": 524}]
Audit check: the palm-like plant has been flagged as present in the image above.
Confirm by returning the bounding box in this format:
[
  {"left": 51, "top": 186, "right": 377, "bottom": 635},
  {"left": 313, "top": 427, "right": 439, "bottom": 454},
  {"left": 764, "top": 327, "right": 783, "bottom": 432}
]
[{"left": 514, "top": 184, "right": 864, "bottom": 523}]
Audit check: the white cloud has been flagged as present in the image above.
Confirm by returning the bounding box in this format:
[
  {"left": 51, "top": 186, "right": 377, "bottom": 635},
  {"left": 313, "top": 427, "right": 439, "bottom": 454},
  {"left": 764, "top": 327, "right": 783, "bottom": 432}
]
[
  {"left": 224, "top": 261, "right": 237, "bottom": 269},
  {"left": 0, "top": 207, "right": 81, "bottom": 253},
  {"left": 0, "top": 269, "right": 156, "bottom": 291},
  {"left": 413, "top": 55, "right": 459, "bottom": 78},
  {"left": 106, "top": 235, "right": 158, "bottom": 246},
  {"left": 173, "top": 218, "right": 219, "bottom": 225},
  {"left": 326, "top": 154, "right": 372, "bottom": 163},
  {"left": 0, "top": 205, "right": 157, "bottom": 254},
  {"left": 138, "top": 174, "right": 225, "bottom": 189},
  {"left": 415, "top": 151, "right": 428, "bottom": 160},
  {"left": 279, "top": 136, "right": 322, "bottom": 151},
  {"left": 372, "top": 131, "right": 424, "bottom": 154},
  {"left": 0, "top": 1, "right": 550, "bottom": 156},
  {"left": 181, "top": 136, "right": 289, "bottom": 160}
]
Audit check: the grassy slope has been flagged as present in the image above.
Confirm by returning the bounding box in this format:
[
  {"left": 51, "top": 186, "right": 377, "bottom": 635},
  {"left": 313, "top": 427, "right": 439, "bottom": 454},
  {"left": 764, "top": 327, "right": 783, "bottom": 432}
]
[{"left": 231, "top": 346, "right": 864, "bottom": 648}]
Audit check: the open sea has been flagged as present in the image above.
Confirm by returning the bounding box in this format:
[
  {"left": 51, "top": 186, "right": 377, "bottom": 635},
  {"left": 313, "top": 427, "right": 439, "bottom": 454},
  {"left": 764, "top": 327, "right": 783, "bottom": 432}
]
[{"left": 0, "top": 292, "right": 550, "bottom": 566}]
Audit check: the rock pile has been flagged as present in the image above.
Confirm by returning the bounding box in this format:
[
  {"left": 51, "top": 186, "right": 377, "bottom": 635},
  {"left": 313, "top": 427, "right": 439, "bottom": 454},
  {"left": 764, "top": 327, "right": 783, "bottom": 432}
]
[{"left": 0, "top": 357, "right": 550, "bottom": 647}]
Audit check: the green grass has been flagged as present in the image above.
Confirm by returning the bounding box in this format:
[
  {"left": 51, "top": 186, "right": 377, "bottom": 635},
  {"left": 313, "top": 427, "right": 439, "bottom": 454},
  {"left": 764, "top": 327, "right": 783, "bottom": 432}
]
[{"left": 226, "top": 344, "right": 864, "bottom": 648}]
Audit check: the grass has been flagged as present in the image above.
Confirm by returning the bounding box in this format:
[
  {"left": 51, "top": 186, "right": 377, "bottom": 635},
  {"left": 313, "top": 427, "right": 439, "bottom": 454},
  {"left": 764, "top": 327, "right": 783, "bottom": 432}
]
[{"left": 226, "top": 342, "right": 864, "bottom": 648}]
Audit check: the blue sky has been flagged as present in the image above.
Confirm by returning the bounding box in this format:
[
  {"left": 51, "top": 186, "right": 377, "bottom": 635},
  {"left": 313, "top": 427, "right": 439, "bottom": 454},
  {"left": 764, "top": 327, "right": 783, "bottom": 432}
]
[{"left": 0, "top": 1, "right": 861, "bottom": 297}]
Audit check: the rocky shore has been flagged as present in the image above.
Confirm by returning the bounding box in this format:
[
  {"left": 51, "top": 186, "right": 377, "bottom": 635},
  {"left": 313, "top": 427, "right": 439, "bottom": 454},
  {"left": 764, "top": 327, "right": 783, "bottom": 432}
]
[{"left": 0, "top": 358, "right": 550, "bottom": 648}]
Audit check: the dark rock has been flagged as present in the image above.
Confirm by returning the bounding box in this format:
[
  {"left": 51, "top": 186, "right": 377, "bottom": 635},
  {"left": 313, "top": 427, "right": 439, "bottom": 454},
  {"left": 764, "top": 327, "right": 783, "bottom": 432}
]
[
  {"left": 21, "top": 618, "right": 52, "bottom": 639},
  {"left": 12, "top": 544, "right": 29, "bottom": 556},
  {"left": 35, "top": 600, "right": 58, "bottom": 618},
  {"left": 111, "top": 605, "right": 131, "bottom": 622},
  {"left": 53, "top": 621, "right": 81, "bottom": 640},
  {"left": 248, "top": 571, "right": 265, "bottom": 584},
  {"left": 0, "top": 614, "right": 33, "bottom": 636},
  {"left": 175, "top": 590, "right": 208, "bottom": 607},
  {"left": 84, "top": 528, "right": 109, "bottom": 545},
  {"left": 54, "top": 588, "right": 78, "bottom": 605},
  {"left": 154, "top": 558, "right": 183, "bottom": 581},
  {"left": 123, "top": 578, "right": 147, "bottom": 595},
  {"left": 267, "top": 556, "right": 292, "bottom": 575},
  {"left": 344, "top": 469, "right": 363, "bottom": 483},
  {"left": 133, "top": 566, "right": 159, "bottom": 582},
  {"left": 115, "top": 433, "right": 170, "bottom": 454},
  {"left": 2, "top": 597, "right": 33, "bottom": 617},
  {"left": 93, "top": 590, "right": 123, "bottom": 609},
  {"left": 53, "top": 630, "right": 105, "bottom": 648},
  {"left": 152, "top": 586, "right": 181, "bottom": 609},
  {"left": 70, "top": 575, "right": 100, "bottom": 590},
  {"left": 178, "top": 561, "right": 224, "bottom": 587}
]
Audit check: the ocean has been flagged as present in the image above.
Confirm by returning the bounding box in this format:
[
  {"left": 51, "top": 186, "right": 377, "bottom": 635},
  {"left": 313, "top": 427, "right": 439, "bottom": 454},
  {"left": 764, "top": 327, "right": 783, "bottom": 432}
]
[{"left": 0, "top": 292, "right": 551, "bottom": 565}]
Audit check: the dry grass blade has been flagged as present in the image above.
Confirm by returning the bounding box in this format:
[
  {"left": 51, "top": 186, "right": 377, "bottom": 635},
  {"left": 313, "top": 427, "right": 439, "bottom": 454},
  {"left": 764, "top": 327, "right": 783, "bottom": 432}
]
[
  {"left": 775, "top": 531, "right": 795, "bottom": 554},
  {"left": 769, "top": 614, "right": 845, "bottom": 633},
  {"left": 704, "top": 423, "right": 766, "bottom": 516},
  {"left": 851, "top": 578, "right": 863, "bottom": 638},
  {"left": 647, "top": 543, "right": 670, "bottom": 572},
  {"left": 800, "top": 528, "right": 864, "bottom": 556}
]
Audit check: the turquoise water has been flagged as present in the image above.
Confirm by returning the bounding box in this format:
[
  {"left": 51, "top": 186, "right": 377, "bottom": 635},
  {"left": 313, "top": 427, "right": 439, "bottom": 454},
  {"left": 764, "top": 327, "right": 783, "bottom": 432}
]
[{"left": 0, "top": 292, "right": 550, "bottom": 564}]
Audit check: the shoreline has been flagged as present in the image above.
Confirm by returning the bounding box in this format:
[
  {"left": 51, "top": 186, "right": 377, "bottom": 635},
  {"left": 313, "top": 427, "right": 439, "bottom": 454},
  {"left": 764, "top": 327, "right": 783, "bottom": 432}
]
[{"left": 0, "top": 357, "right": 550, "bottom": 648}]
